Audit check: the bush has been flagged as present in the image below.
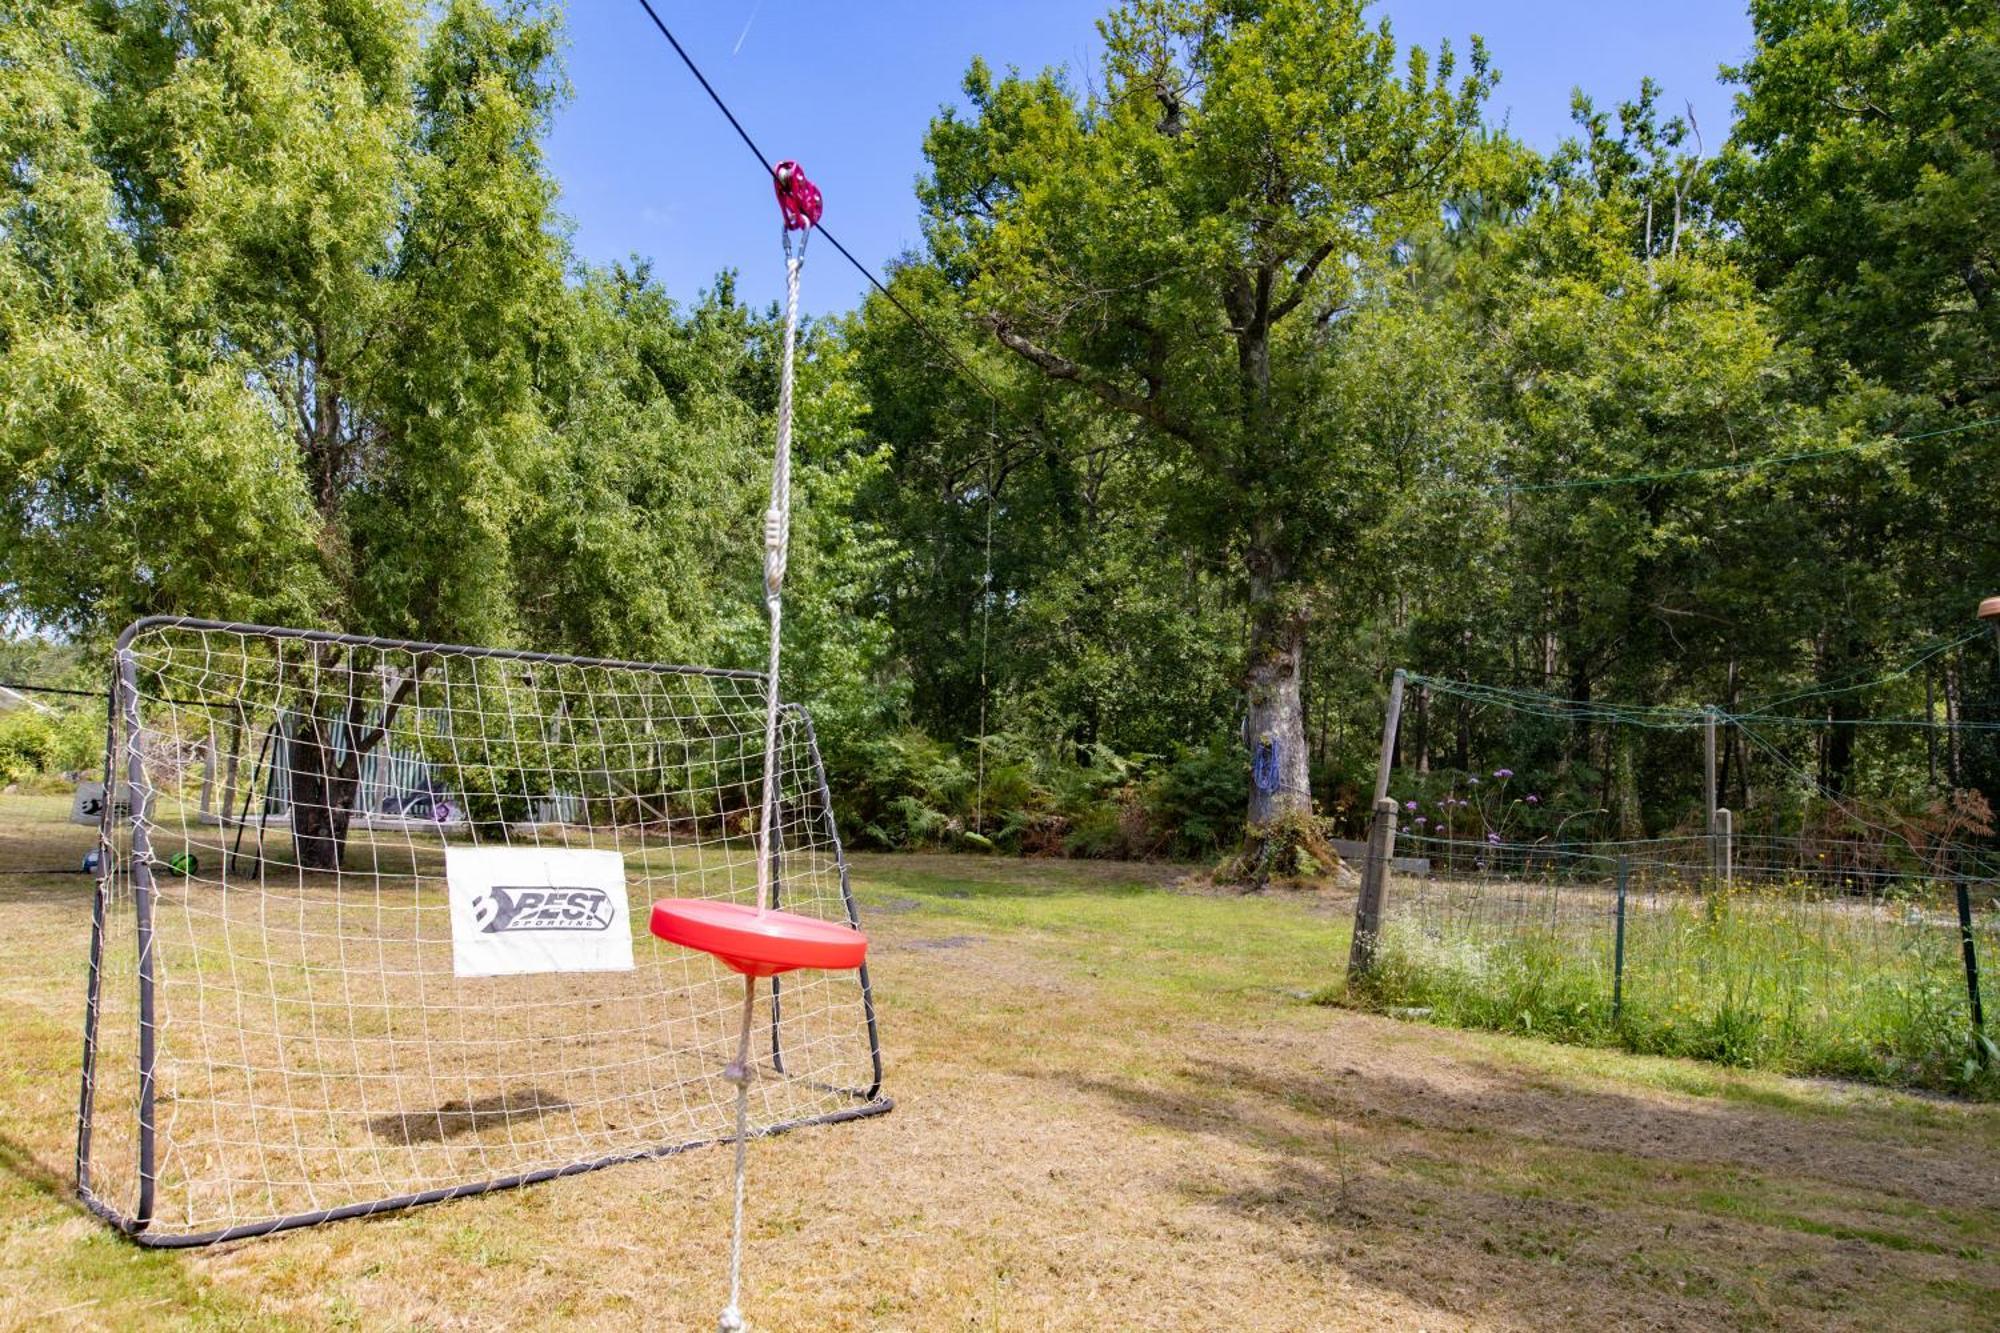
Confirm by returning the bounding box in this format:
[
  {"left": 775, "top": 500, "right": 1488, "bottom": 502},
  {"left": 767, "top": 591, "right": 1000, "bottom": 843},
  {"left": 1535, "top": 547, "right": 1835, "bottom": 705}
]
[
  {"left": 1142, "top": 738, "right": 1247, "bottom": 857},
  {"left": 829, "top": 726, "right": 1253, "bottom": 861},
  {"left": 0, "top": 706, "right": 98, "bottom": 785}
]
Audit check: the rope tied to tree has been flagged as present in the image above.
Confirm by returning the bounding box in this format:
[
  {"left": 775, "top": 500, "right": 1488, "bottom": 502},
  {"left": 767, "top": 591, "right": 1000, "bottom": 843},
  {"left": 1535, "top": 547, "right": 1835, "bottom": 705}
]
[
  {"left": 720, "top": 158, "right": 820, "bottom": 1333},
  {"left": 1252, "top": 733, "right": 1281, "bottom": 795}
]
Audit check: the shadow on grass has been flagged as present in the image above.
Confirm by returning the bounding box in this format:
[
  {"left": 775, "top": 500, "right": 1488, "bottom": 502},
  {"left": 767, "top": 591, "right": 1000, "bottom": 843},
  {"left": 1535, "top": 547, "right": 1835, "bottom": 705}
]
[
  {"left": 1091, "top": 1047, "right": 2000, "bottom": 1211},
  {"left": 1059, "top": 1040, "right": 2000, "bottom": 1328},
  {"left": 0, "top": 1128, "right": 86, "bottom": 1220},
  {"left": 368, "top": 1088, "right": 575, "bottom": 1145}
]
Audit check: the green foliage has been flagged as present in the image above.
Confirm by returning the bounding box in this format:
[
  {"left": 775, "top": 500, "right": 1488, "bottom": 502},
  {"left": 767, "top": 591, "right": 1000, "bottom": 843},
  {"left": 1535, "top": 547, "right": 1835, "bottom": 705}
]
[
  {"left": 835, "top": 728, "right": 1245, "bottom": 861},
  {"left": 1219, "top": 807, "right": 1346, "bottom": 888},
  {"left": 2, "top": 0, "right": 1995, "bottom": 874},
  {"left": 0, "top": 0, "right": 568, "bottom": 642},
  {"left": 0, "top": 704, "right": 97, "bottom": 785},
  {"left": 1725, "top": 0, "right": 2000, "bottom": 411},
  {"left": 906, "top": 0, "right": 1496, "bottom": 828}
]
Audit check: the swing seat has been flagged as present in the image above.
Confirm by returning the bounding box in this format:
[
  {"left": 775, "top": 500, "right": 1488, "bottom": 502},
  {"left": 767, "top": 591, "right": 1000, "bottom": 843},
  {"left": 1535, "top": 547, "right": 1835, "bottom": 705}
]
[{"left": 649, "top": 899, "right": 868, "bottom": 977}]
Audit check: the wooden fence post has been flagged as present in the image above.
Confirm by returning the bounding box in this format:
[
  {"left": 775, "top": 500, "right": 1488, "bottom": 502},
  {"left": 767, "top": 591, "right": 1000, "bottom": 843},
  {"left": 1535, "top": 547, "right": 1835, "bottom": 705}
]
[
  {"left": 1373, "top": 669, "right": 1407, "bottom": 806},
  {"left": 1612, "top": 856, "right": 1630, "bottom": 1020},
  {"left": 1347, "top": 797, "right": 1399, "bottom": 983},
  {"left": 1704, "top": 706, "right": 1719, "bottom": 876}
]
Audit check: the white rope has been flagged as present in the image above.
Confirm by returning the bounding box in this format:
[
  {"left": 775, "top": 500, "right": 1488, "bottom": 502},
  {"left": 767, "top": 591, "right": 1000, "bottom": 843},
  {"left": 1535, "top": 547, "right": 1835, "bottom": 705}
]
[
  {"left": 754, "top": 246, "right": 800, "bottom": 917},
  {"left": 717, "top": 974, "right": 757, "bottom": 1333},
  {"left": 721, "top": 234, "right": 804, "bottom": 1333}
]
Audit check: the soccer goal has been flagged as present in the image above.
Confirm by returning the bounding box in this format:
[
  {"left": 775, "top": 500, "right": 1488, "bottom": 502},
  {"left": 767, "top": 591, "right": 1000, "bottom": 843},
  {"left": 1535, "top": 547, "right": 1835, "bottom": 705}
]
[{"left": 76, "top": 616, "right": 888, "bottom": 1246}]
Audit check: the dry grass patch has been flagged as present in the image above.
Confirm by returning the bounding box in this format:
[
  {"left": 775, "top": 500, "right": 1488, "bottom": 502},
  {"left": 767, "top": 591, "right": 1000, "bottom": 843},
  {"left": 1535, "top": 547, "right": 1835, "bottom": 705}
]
[{"left": 0, "top": 853, "right": 1995, "bottom": 1328}]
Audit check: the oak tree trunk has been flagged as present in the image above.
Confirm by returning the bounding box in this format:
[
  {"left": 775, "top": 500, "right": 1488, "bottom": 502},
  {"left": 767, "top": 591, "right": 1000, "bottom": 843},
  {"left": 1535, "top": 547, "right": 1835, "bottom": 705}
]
[
  {"left": 289, "top": 718, "right": 357, "bottom": 873},
  {"left": 1244, "top": 534, "right": 1310, "bottom": 825},
  {"left": 288, "top": 659, "right": 423, "bottom": 873}
]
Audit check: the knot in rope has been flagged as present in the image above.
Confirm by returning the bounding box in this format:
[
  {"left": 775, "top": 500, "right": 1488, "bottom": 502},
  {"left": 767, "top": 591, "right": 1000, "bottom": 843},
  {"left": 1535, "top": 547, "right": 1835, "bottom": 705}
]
[
  {"left": 772, "top": 160, "right": 822, "bottom": 232},
  {"left": 718, "top": 1304, "right": 746, "bottom": 1333},
  {"left": 763, "top": 505, "right": 788, "bottom": 602}
]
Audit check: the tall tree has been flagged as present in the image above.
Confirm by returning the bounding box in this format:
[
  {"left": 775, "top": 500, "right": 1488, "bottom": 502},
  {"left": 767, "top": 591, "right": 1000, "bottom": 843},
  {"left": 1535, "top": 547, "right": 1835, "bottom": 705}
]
[
  {"left": 917, "top": 0, "right": 1492, "bottom": 832},
  {"left": 0, "top": 1, "right": 327, "bottom": 633},
  {"left": 1726, "top": 0, "right": 2000, "bottom": 796},
  {"left": 1725, "top": 0, "right": 2000, "bottom": 414},
  {"left": 3, "top": 1, "right": 571, "bottom": 867}
]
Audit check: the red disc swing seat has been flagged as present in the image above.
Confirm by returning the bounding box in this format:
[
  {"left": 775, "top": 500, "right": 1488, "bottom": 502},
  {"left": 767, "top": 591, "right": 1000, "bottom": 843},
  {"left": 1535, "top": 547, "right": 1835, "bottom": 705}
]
[
  {"left": 645, "top": 161, "right": 860, "bottom": 990},
  {"left": 649, "top": 899, "right": 867, "bottom": 977}
]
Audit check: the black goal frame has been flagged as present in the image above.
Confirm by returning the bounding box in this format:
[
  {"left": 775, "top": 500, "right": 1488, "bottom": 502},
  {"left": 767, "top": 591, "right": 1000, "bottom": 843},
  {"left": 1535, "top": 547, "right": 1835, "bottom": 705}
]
[{"left": 74, "top": 617, "right": 890, "bottom": 1247}]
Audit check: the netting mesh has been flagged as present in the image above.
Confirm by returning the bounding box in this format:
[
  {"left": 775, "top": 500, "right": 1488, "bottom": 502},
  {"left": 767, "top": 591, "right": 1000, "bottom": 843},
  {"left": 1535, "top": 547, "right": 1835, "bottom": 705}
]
[
  {"left": 78, "top": 619, "right": 885, "bottom": 1244},
  {"left": 1361, "top": 672, "right": 1997, "bottom": 1086}
]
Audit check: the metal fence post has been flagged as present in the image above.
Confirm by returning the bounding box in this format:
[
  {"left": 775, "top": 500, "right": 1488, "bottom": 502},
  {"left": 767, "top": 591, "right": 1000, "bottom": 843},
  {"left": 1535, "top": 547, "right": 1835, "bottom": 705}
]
[
  {"left": 1613, "top": 856, "right": 1629, "bottom": 1021},
  {"left": 1957, "top": 881, "right": 1986, "bottom": 1061},
  {"left": 1347, "top": 797, "right": 1398, "bottom": 983},
  {"left": 1714, "top": 807, "right": 1733, "bottom": 887}
]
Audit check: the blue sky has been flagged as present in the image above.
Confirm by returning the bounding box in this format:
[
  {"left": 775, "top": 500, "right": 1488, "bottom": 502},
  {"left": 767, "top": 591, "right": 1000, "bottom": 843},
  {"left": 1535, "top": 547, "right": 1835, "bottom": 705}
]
[{"left": 545, "top": 2, "right": 1756, "bottom": 317}]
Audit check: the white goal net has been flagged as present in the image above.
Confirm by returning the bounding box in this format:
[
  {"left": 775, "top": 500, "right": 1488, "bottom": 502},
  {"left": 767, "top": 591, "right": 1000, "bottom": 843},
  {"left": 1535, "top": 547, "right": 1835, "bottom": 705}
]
[{"left": 77, "top": 618, "right": 888, "bottom": 1245}]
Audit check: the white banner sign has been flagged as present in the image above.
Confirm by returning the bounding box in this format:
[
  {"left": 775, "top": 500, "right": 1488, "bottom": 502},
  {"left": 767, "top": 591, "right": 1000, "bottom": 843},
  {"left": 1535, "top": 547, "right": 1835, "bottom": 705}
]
[
  {"left": 446, "top": 847, "right": 635, "bottom": 978},
  {"left": 71, "top": 781, "right": 135, "bottom": 827}
]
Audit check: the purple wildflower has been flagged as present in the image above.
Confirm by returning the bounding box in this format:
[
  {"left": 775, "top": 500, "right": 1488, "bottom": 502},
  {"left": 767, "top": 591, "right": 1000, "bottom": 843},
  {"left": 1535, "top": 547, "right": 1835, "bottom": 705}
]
[
  {"left": 1469, "top": 776, "right": 1480, "bottom": 786},
  {"left": 1494, "top": 768, "right": 1513, "bottom": 779},
  {"left": 1486, "top": 831, "right": 1502, "bottom": 845},
  {"left": 1525, "top": 794, "right": 1540, "bottom": 805},
  {"left": 1414, "top": 815, "right": 1428, "bottom": 826},
  {"left": 1405, "top": 800, "right": 1418, "bottom": 812}
]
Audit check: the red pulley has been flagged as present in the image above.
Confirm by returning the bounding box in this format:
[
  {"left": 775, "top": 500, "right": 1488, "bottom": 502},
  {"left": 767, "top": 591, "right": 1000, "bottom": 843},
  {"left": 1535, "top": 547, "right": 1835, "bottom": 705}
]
[{"left": 772, "top": 160, "right": 822, "bottom": 231}]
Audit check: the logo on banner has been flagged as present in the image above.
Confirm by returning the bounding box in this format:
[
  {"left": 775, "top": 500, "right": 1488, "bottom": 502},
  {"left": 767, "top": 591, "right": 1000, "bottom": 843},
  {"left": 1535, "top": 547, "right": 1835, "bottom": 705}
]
[
  {"left": 473, "top": 885, "right": 617, "bottom": 934},
  {"left": 445, "top": 847, "right": 634, "bottom": 978},
  {"left": 71, "top": 781, "right": 135, "bottom": 826}
]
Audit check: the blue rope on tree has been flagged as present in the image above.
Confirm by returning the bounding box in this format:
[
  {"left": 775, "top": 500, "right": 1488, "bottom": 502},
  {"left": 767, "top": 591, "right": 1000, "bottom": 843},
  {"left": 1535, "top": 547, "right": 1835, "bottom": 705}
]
[{"left": 1252, "top": 734, "right": 1281, "bottom": 795}]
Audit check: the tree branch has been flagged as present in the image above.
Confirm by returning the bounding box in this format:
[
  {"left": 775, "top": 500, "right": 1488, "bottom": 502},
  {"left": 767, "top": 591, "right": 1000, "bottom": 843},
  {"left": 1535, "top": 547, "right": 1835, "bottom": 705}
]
[
  {"left": 1270, "top": 238, "right": 1340, "bottom": 324},
  {"left": 985, "top": 317, "right": 1200, "bottom": 444}
]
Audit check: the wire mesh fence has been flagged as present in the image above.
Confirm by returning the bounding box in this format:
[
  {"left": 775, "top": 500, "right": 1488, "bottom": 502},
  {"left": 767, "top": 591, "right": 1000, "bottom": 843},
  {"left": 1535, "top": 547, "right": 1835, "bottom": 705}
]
[{"left": 1372, "top": 831, "right": 1996, "bottom": 1091}]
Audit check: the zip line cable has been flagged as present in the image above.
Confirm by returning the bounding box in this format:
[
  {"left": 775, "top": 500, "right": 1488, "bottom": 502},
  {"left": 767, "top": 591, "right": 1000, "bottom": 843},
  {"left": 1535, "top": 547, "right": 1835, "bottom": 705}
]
[
  {"left": 631, "top": 0, "right": 1014, "bottom": 415},
  {"left": 632, "top": 0, "right": 1027, "bottom": 849},
  {"left": 630, "top": 1, "right": 1999, "bottom": 747}
]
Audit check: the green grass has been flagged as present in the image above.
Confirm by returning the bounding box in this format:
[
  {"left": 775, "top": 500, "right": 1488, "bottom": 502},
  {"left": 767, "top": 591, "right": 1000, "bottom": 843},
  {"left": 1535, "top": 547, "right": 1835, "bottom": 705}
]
[
  {"left": 848, "top": 854, "right": 1346, "bottom": 1015},
  {"left": 1339, "top": 876, "right": 1999, "bottom": 1096}
]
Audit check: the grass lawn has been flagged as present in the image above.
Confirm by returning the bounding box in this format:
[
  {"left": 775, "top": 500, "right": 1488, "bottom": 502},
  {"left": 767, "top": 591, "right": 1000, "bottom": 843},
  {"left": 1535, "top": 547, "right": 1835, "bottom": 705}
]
[{"left": 2, "top": 852, "right": 1998, "bottom": 1329}]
